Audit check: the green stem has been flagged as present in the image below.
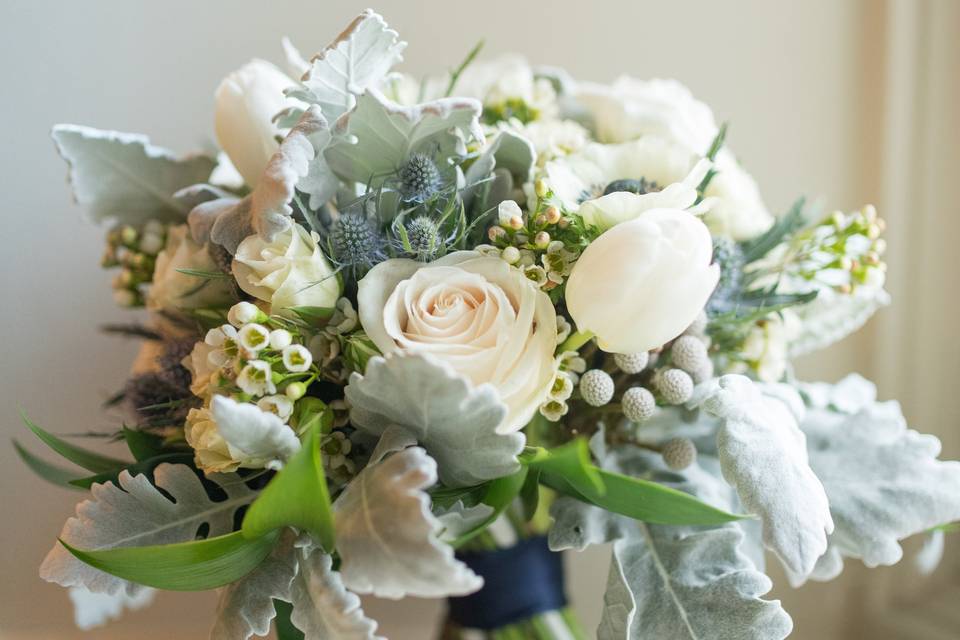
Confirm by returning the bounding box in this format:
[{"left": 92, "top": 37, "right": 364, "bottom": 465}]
[{"left": 557, "top": 330, "right": 595, "bottom": 354}]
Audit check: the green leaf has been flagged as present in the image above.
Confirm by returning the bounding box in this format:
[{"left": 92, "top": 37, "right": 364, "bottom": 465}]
[
  {"left": 12, "top": 440, "right": 85, "bottom": 490},
  {"left": 524, "top": 438, "right": 742, "bottom": 526},
  {"left": 451, "top": 467, "right": 528, "bottom": 548},
  {"left": 22, "top": 413, "right": 129, "bottom": 474},
  {"left": 521, "top": 439, "right": 604, "bottom": 497},
  {"left": 291, "top": 397, "right": 334, "bottom": 436},
  {"left": 273, "top": 600, "right": 305, "bottom": 640},
  {"left": 242, "top": 422, "right": 334, "bottom": 550},
  {"left": 520, "top": 467, "right": 542, "bottom": 521},
  {"left": 445, "top": 39, "right": 485, "bottom": 97},
  {"left": 122, "top": 427, "right": 166, "bottom": 461},
  {"left": 175, "top": 268, "right": 231, "bottom": 280},
  {"left": 740, "top": 197, "right": 807, "bottom": 263},
  {"left": 68, "top": 453, "right": 195, "bottom": 489},
  {"left": 59, "top": 529, "right": 279, "bottom": 592},
  {"left": 288, "top": 306, "right": 335, "bottom": 327}
]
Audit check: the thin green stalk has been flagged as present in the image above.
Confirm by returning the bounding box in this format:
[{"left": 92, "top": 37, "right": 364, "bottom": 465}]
[{"left": 557, "top": 330, "right": 595, "bottom": 354}]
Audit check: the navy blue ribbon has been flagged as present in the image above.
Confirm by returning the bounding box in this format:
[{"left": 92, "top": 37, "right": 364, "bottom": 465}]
[{"left": 447, "top": 536, "right": 567, "bottom": 630}]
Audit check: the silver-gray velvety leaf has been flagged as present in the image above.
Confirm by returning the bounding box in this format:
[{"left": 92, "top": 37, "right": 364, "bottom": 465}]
[
  {"left": 549, "top": 432, "right": 791, "bottom": 640},
  {"left": 324, "top": 90, "right": 482, "bottom": 191},
  {"left": 68, "top": 586, "right": 155, "bottom": 630},
  {"left": 697, "top": 375, "right": 833, "bottom": 578},
  {"left": 600, "top": 521, "right": 793, "bottom": 640},
  {"left": 788, "top": 283, "right": 890, "bottom": 357},
  {"left": 210, "top": 533, "right": 298, "bottom": 640},
  {"left": 40, "top": 464, "right": 254, "bottom": 597},
  {"left": 189, "top": 106, "right": 331, "bottom": 252},
  {"left": 52, "top": 125, "right": 216, "bottom": 224},
  {"left": 345, "top": 354, "right": 523, "bottom": 487},
  {"left": 435, "top": 501, "right": 496, "bottom": 544},
  {"left": 463, "top": 129, "right": 536, "bottom": 210},
  {"left": 293, "top": 9, "right": 406, "bottom": 123},
  {"left": 794, "top": 390, "right": 960, "bottom": 586},
  {"left": 332, "top": 446, "right": 482, "bottom": 598},
  {"left": 289, "top": 546, "right": 384, "bottom": 640}
]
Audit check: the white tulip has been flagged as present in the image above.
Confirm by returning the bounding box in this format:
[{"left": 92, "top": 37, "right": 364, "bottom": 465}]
[
  {"left": 357, "top": 251, "right": 558, "bottom": 433},
  {"left": 566, "top": 208, "right": 719, "bottom": 354},
  {"left": 214, "top": 59, "right": 297, "bottom": 188},
  {"left": 232, "top": 223, "right": 340, "bottom": 316}
]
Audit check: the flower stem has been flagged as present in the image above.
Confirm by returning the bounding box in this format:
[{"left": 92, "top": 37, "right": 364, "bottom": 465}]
[{"left": 557, "top": 330, "right": 595, "bottom": 354}]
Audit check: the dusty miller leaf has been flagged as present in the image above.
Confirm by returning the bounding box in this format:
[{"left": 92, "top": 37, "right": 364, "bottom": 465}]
[
  {"left": 788, "top": 283, "right": 890, "bottom": 357},
  {"left": 210, "top": 532, "right": 298, "bottom": 640},
  {"left": 289, "top": 543, "right": 383, "bottom": 640},
  {"left": 292, "top": 9, "right": 406, "bottom": 123},
  {"left": 40, "top": 464, "right": 254, "bottom": 597},
  {"left": 792, "top": 382, "right": 960, "bottom": 585},
  {"left": 189, "top": 107, "right": 331, "bottom": 252},
  {"left": 549, "top": 432, "right": 791, "bottom": 640},
  {"left": 52, "top": 125, "right": 215, "bottom": 225},
  {"left": 345, "top": 354, "right": 523, "bottom": 487},
  {"left": 695, "top": 375, "right": 833, "bottom": 578},
  {"left": 67, "top": 586, "right": 155, "bottom": 630},
  {"left": 332, "top": 445, "right": 482, "bottom": 598},
  {"left": 324, "top": 90, "right": 482, "bottom": 191}
]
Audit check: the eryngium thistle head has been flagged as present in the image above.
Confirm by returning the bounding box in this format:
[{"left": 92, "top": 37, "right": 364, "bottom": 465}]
[
  {"left": 405, "top": 216, "right": 442, "bottom": 259},
  {"left": 603, "top": 177, "right": 661, "bottom": 196},
  {"left": 706, "top": 237, "right": 745, "bottom": 315},
  {"left": 400, "top": 153, "right": 443, "bottom": 203},
  {"left": 125, "top": 372, "right": 197, "bottom": 422},
  {"left": 331, "top": 211, "right": 384, "bottom": 275}
]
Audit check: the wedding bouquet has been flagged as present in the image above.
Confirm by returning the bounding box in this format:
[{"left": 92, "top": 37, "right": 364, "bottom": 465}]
[{"left": 18, "top": 9, "right": 960, "bottom": 640}]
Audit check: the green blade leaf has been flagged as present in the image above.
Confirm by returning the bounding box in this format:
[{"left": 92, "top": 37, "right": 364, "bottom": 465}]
[
  {"left": 242, "top": 422, "right": 334, "bottom": 550},
  {"left": 122, "top": 427, "right": 167, "bottom": 461},
  {"left": 12, "top": 440, "right": 86, "bottom": 490},
  {"left": 521, "top": 439, "right": 605, "bottom": 497},
  {"left": 22, "top": 413, "right": 129, "bottom": 473},
  {"left": 451, "top": 467, "right": 528, "bottom": 548},
  {"left": 59, "top": 529, "right": 279, "bottom": 592},
  {"left": 175, "top": 268, "right": 231, "bottom": 279},
  {"left": 68, "top": 453, "right": 195, "bottom": 489}
]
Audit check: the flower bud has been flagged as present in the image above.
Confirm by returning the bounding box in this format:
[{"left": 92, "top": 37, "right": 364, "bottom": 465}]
[
  {"left": 534, "top": 231, "right": 551, "bottom": 248},
  {"left": 501, "top": 246, "right": 521, "bottom": 264},
  {"left": 498, "top": 200, "right": 522, "bottom": 226},
  {"left": 544, "top": 206, "right": 561, "bottom": 224}
]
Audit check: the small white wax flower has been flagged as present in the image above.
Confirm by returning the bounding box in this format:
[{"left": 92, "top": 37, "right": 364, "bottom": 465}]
[
  {"left": 205, "top": 325, "right": 239, "bottom": 367},
  {"left": 580, "top": 369, "right": 614, "bottom": 407},
  {"left": 282, "top": 345, "right": 313, "bottom": 373},
  {"left": 548, "top": 372, "right": 574, "bottom": 402},
  {"left": 539, "top": 399, "right": 569, "bottom": 422},
  {"left": 238, "top": 323, "right": 271, "bottom": 352},
  {"left": 228, "top": 301, "right": 261, "bottom": 327},
  {"left": 237, "top": 360, "right": 276, "bottom": 396},
  {"left": 269, "top": 329, "right": 293, "bottom": 350},
  {"left": 257, "top": 394, "right": 294, "bottom": 421},
  {"left": 498, "top": 200, "right": 522, "bottom": 226},
  {"left": 556, "top": 316, "right": 572, "bottom": 345}
]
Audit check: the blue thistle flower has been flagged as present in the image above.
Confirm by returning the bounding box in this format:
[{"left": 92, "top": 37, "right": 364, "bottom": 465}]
[
  {"left": 602, "top": 177, "right": 661, "bottom": 196},
  {"left": 706, "top": 237, "right": 746, "bottom": 315},
  {"left": 400, "top": 153, "right": 443, "bottom": 203},
  {"left": 330, "top": 209, "right": 386, "bottom": 277}
]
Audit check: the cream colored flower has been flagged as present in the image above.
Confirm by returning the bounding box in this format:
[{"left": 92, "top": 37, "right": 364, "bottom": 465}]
[
  {"left": 573, "top": 78, "right": 773, "bottom": 240},
  {"left": 185, "top": 407, "right": 240, "bottom": 473},
  {"left": 214, "top": 59, "right": 298, "bottom": 188},
  {"left": 544, "top": 138, "right": 711, "bottom": 229},
  {"left": 232, "top": 223, "right": 340, "bottom": 316},
  {"left": 357, "top": 251, "right": 558, "bottom": 433},
  {"left": 566, "top": 208, "right": 719, "bottom": 354},
  {"left": 146, "top": 225, "right": 235, "bottom": 313}
]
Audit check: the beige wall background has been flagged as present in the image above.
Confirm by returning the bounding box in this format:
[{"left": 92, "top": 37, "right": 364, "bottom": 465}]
[{"left": 1, "top": 0, "right": 957, "bottom": 638}]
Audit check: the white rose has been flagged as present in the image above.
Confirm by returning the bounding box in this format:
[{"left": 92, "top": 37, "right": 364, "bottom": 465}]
[
  {"left": 214, "top": 59, "right": 298, "bottom": 188},
  {"left": 146, "top": 225, "right": 235, "bottom": 313},
  {"left": 566, "top": 208, "right": 719, "bottom": 353},
  {"left": 357, "top": 251, "right": 558, "bottom": 433},
  {"left": 232, "top": 223, "right": 340, "bottom": 315},
  {"left": 574, "top": 78, "right": 773, "bottom": 240}
]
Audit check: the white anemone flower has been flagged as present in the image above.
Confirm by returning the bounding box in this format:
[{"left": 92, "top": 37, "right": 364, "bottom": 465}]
[
  {"left": 545, "top": 137, "right": 712, "bottom": 230},
  {"left": 237, "top": 360, "right": 277, "bottom": 396}
]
